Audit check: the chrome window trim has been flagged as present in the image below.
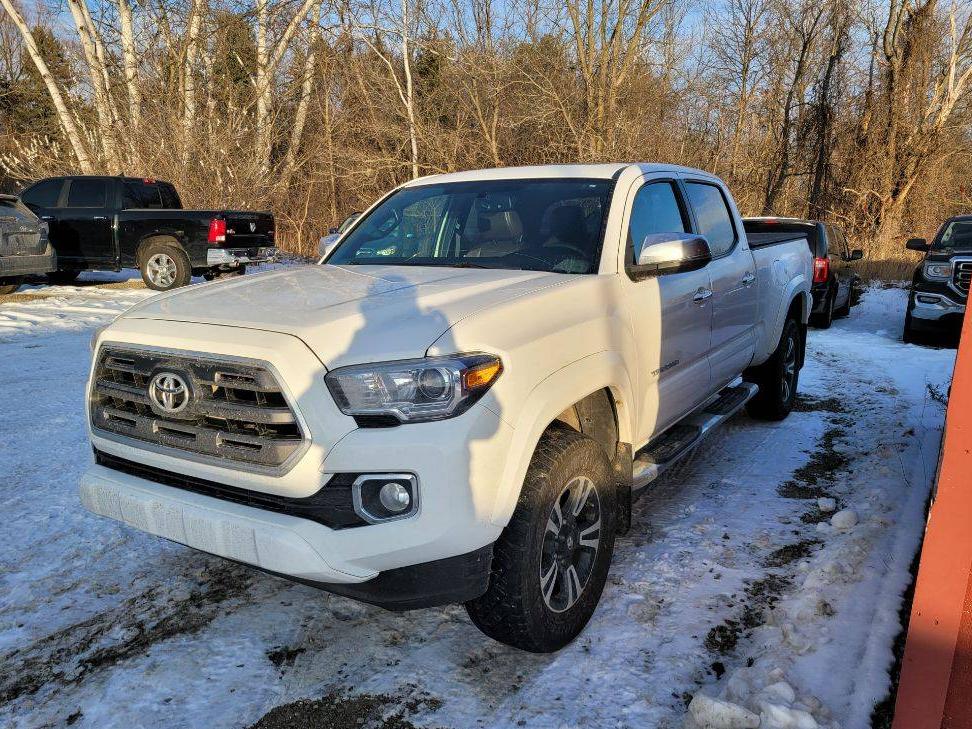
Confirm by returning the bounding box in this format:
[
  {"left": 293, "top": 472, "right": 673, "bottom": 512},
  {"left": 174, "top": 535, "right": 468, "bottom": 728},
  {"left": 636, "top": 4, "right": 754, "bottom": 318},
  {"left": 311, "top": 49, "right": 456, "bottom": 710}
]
[{"left": 89, "top": 342, "right": 312, "bottom": 477}]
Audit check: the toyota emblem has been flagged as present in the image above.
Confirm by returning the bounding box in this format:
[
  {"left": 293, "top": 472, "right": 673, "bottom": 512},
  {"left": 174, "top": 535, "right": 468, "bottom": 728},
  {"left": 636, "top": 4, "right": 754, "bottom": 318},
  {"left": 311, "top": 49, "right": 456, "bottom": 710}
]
[{"left": 149, "top": 372, "right": 191, "bottom": 414}]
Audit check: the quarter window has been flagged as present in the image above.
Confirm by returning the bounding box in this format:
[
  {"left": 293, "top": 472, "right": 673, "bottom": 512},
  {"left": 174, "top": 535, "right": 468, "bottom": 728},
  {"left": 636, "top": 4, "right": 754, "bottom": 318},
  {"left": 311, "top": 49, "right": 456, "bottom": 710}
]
[
  {"left": 685, "top": 182, "right": 736, "bottom": 257},
  {"left": 66, "top": 179, "right": 108, "bottom": 208},
  {"left": 21, "top": 178, "right": 63, "bottom": 208},
  {"left": 627, "top": 181, "right": 688, "bottom": 264}
]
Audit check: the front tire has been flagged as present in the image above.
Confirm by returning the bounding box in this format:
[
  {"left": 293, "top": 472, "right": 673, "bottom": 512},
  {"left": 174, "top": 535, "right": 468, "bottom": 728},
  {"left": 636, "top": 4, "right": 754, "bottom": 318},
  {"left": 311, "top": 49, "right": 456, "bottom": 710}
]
[
  {"left": 810, "top": 290, "right": 834, "bottom": 329},
  {"left": 744, "top": 317, "right": 801, "bottom": 421},
  {"left": 140, "top": 242, "right": 191, "bottom": 291},
  {"left": 465, "top": 427, "right": 617, "bottom": 652}
]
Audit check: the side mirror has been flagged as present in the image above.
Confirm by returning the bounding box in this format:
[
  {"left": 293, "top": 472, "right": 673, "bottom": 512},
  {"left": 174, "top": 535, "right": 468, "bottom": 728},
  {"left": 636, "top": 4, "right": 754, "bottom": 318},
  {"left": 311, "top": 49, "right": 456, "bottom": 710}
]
[
  {"left": 636, "top": 233, "right": 712, "bottom": 275},
  {"left": 318, "top": 233, "right": 340, "bottom": 259},
  {"left": 906, "top": 237, "right": 929, "bottom": 252},
  {"left": 847, "top": 249, "right": 863, "bottom": 261}
]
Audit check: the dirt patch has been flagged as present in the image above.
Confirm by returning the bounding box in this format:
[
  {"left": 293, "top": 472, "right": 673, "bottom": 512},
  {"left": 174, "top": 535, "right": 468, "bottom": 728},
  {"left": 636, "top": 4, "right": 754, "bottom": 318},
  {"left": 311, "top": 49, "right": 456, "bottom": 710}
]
[
  {"left": 247, "top": 688, "right": 443, "bottom": 729},
  {"left": 778, "top": 481, "right": 828, "bottom": 499},
  {"left": 267, "top": 646, "right": 306, "bottom": 668},
  {"left": 792, "top": 395, "right": 845, "bottom": 414},
  {"left": 763, "top": 540, "right": 820, "bottom": 568},
  {"left": 791, "top": 428, "right": 848, "bottom": 486},
  {"left": 704, "top": 575, "right": 793, "bottom": 656},
  {"left": 0, "top": 562, "right": 251, "bottom": 705}
]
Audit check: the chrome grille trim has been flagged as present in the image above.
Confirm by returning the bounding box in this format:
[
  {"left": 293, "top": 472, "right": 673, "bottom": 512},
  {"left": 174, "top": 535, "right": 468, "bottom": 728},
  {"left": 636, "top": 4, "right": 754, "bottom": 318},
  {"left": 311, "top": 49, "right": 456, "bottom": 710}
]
[
  {"left": 89, "top": 345, "right": 309, "bottom": 474},
  {"left": 953, "top": 260, "right": 972, "bottom": 296}
]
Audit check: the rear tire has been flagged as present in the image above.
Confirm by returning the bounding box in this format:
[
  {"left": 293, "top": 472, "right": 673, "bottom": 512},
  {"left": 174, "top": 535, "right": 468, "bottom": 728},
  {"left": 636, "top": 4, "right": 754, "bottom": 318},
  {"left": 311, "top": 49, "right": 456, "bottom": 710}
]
[
  {"left": 140, "top": 241, "right": 191, "bottom": 291},
  {"left": 744, "top": 317, "right": 801, "bottom": 421},
  {"left": 465, "top": 427, "right": 617, "bottom": 652},
  {"left": 47, "top": 270, "right": 80, "bottom": 286}
]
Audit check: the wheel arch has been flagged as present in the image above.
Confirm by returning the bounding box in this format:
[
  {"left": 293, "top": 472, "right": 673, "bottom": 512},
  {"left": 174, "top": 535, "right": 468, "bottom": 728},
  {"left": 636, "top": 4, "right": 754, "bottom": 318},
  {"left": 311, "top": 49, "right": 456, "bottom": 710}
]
[
  {"left": 489, "top": 352, "right": 634, "bottom": 528},
  {"left": 135, "top": 234, "right": 186, "bottom": 267}
]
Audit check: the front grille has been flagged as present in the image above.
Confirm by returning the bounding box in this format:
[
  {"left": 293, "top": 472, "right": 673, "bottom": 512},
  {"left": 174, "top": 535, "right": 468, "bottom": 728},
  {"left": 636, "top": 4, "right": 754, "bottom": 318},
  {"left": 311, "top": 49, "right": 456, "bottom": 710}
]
[
  {"left": 90, "top": 346, "right": 305, "bottom": 469},
  {"left": 954, "top": 261, "right": 972, "bottom": 295}
]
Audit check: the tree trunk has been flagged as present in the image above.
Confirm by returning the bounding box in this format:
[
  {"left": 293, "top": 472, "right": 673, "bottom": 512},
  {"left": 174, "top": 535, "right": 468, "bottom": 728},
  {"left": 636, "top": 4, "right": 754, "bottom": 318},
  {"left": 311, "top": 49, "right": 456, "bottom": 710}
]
[{"left": 0, "top": 0, "right": 94, "bottom": 171}]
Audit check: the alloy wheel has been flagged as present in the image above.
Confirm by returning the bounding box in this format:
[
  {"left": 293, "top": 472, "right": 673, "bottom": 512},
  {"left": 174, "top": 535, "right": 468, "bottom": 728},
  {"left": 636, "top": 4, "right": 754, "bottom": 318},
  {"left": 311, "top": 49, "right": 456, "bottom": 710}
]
[
  {"left": 781, "top": 335, "right": 797, "bottom": 402},
  {"left": 146, "top": 253, "right": 178, "bottom": 289},
  {"left": 539, "top": 475, "right": 601, "bottom": 613}
]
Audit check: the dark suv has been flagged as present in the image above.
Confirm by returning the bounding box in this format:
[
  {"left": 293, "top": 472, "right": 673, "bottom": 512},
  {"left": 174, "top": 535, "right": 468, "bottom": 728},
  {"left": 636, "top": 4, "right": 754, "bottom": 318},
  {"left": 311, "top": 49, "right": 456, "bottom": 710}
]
[
  {"left": 903, "top": 215, "right": 971, "bottom": 343},
  {"left": 744, "top": 218, "right": 863, "bottom": 328}
]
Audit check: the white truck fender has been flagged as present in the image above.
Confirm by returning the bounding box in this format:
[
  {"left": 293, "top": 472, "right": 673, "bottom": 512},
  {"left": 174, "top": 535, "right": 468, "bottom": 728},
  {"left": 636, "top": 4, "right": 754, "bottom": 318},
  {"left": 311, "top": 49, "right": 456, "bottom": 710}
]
[
  {"left": 754, "top": 267, "right": 812, "bottom": 366},
  {"left": 488, "top": 350, "right": 634, "bottom": 527}
]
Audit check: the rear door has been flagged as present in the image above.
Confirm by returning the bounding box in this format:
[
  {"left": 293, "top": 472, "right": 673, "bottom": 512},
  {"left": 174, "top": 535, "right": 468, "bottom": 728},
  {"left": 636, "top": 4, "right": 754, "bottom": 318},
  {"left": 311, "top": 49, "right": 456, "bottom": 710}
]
[
  {"left": 58, "top": 178, "right": 115, "bottom": 266},
  {"left": 618, "top": 174, "right": 712, "bottom": 444},
  {"left": 683, "top": 178, "right": 757, "bottom": 389}
]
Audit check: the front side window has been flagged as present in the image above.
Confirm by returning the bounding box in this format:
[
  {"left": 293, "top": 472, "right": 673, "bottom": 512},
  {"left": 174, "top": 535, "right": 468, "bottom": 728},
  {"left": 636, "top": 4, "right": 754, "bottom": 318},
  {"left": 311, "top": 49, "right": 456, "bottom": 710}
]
[
  {"left": 21, "top": 178, "right": 63, "bottom": 208},
  {"left": 627, "top": 181, "right": 688, "bottom": 264},
  {"left": 328, "top": 179, "right": 614, "bottom": 274},
  {"left": 685, "top": 182, "right": 736, "bottom": 257},
  {"left": 66, "top": 179, "right": 108, "bottom": 208}
]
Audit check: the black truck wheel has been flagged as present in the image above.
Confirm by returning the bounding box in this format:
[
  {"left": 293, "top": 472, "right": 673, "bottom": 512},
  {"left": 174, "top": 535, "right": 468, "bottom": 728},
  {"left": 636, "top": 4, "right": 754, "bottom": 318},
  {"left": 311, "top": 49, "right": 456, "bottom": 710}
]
[
  {"left": 140, "top": 241, "right": 192, "bottom": 291},
  {"left": 465, "top": 427, "right": 616, "bottom": 652},
  {"left": 47, "top": 270, "right": 80, "bottom": 286},
  {"left": 744, "top": 317, "right": 801, "bottom": 421}
]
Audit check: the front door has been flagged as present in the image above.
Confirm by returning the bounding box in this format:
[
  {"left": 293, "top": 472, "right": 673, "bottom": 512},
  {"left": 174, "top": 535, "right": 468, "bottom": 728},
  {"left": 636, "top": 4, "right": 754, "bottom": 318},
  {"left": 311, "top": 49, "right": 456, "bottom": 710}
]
[
  {"left": 57, "top": 178, "right": 115, "bottom": 267},
  {"left": 683, "top": 179, "right": 757, "bottom": 389},
  {"left": 619, "top": 175, "right": 712, "bottom": 446}
]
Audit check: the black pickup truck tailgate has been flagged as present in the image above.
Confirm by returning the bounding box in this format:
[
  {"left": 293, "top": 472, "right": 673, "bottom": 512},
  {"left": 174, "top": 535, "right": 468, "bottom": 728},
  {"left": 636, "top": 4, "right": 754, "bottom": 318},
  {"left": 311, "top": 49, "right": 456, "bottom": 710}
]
[{"left": 221, "top": 210, "right": 275, "bottom": 248}]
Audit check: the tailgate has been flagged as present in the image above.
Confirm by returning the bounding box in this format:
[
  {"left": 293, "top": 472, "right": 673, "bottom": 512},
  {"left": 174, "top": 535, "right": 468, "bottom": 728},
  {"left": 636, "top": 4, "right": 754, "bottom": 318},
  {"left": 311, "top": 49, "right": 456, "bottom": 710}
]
[{"left": 222, "top": 210, "right": 274, "bottom": 248}]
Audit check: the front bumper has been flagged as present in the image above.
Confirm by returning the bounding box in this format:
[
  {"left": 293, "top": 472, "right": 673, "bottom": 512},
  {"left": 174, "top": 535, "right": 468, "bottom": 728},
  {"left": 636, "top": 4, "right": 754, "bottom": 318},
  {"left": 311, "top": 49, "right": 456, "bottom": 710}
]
[
  {"left": 206, "top": 247, "right": 276, "bottom": 267},
  {"left": 84, "top": 319, "right": 513, "bottom": 601},
  {"left": 909, "top": 290, "right": 966, "bottom": 322}
]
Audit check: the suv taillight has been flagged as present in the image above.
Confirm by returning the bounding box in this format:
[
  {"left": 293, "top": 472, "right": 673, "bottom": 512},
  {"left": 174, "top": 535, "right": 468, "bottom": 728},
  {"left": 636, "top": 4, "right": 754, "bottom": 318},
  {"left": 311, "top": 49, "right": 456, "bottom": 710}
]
[
  {"left": 208, "top": 218, "right": 227, "bottom": 244},
  {"left": 813, "top": 256, "right": 830, "bottom": 284}
]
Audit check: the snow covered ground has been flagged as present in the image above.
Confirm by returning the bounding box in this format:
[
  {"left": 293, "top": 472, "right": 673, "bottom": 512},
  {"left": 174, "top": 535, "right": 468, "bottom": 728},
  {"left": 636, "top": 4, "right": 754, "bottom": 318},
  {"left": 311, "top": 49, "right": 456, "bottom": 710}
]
[{"left": 0, "top": 276, "right": 957, "bottom": 729}]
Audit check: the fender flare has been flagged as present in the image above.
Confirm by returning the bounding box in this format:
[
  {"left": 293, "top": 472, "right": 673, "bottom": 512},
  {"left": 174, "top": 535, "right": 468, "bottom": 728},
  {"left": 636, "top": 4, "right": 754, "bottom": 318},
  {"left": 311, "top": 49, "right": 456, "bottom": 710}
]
[{"left": 489, "top": 350, "right": 635, "bottom": 527}]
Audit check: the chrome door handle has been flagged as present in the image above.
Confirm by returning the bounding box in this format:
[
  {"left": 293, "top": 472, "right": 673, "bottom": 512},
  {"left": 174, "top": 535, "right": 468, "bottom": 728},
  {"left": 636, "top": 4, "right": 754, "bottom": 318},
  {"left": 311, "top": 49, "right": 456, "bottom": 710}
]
[
  {"left": 693, "top": 287, "right": 712, "bottom": 303},
  {"left": 40, "top": 215, "right": 54, "bottom": 221},
  {"left": 742, "top": 271, "right": 756, "bottom": 287},
  {"left": 92, "top": 216, "right": 109, "bottom": 220}
]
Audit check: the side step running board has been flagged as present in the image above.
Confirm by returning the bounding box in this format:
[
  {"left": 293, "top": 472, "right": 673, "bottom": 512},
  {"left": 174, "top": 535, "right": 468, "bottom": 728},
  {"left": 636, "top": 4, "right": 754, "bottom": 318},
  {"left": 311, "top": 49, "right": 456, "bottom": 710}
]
[{"left": 631, "top": 382, "right": 758, "bottom": 493}]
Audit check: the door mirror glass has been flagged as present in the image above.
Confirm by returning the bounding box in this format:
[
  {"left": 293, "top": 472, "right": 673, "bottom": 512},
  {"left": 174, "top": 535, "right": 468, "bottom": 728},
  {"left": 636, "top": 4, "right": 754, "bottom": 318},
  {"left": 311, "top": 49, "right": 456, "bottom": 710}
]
[
  {"left": 319, "top": 233, "right": 340, "bottom": 259},
  {"left": 636, "top": 233, "right": 712, "bottom": 275},
  {"left": 906, "top": 237, "right": 929, "bottom": 252},
  {"left": 847, "top": 249, "right": 863, "bottom": 261}
]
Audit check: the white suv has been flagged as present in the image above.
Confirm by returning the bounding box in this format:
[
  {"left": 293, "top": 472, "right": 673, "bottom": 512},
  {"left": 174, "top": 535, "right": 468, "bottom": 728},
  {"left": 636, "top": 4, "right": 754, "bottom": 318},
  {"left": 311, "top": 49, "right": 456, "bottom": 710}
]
[{"left": 82, "top": 164, "right": 811, "bottom": 652}]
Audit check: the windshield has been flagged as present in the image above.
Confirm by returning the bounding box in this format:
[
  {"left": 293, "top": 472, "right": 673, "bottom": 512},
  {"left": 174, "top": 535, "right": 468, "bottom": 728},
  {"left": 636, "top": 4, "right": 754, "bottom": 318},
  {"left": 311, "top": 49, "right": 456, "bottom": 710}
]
[
  {"left": 327, "top": 178, "right": 614, "bottom": 274},
  {"left": 933, "top": 219, "right": 972, "bottom": 250}
]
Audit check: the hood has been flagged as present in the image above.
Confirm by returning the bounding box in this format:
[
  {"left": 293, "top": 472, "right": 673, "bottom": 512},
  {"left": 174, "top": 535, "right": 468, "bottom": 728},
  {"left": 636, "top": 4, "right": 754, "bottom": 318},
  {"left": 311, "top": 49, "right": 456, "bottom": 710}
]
[{"left": 123, "top": 264, "right": 569, "bottom": 368}]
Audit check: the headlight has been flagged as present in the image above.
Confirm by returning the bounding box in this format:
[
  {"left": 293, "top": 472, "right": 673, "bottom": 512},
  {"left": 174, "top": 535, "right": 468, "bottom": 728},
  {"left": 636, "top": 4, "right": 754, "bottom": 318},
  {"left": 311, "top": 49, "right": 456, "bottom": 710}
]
[
  {"left": 325, "top": 353, "right": 503, "bottom": 424},
  {"left": 924, "top": 262, "right": 952, "bottom": 280}
]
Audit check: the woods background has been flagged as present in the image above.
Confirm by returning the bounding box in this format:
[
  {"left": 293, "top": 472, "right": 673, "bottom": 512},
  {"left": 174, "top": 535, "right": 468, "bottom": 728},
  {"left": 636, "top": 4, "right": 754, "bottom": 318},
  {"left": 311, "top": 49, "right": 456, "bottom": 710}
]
[{"left": 0, "top": 0, "right": 970, "bottom": 275}]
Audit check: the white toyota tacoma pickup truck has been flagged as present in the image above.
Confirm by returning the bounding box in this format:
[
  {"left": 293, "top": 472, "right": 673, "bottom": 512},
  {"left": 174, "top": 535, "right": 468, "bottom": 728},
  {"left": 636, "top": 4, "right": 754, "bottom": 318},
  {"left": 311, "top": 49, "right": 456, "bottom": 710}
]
[{"left": 82, "top": 164, "right": 811, "bottom": 652}]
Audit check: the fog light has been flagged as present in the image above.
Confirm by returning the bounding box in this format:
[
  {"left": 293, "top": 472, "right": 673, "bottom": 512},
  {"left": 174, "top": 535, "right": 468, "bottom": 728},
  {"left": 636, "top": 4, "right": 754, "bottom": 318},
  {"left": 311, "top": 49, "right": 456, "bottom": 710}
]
[
  {"left": 351, "top": 473, "right": 418, "bottom": 523},
  {"left": 379, "top": 482, "right": 411, "bottom": 512}
]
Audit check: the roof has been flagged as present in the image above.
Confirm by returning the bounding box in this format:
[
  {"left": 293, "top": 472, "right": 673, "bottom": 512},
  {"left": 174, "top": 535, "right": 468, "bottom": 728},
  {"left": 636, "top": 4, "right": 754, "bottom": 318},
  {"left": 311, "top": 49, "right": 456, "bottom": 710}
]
[{"left": 402, "top": 163, "right": 715, "bottom": 187}]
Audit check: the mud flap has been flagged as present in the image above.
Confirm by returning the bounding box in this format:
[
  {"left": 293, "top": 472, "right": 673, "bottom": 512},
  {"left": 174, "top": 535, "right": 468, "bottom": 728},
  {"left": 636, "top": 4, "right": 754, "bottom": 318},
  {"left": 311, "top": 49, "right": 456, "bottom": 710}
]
[{"left": 614, "top": 441, "right": 633, "bottom": 535}]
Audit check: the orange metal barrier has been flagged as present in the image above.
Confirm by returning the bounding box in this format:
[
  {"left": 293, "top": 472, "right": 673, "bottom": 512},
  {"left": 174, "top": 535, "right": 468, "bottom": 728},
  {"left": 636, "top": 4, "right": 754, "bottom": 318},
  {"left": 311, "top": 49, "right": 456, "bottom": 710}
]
[{"left": 893, "top": 307, "right": 972, "bottom": 729}]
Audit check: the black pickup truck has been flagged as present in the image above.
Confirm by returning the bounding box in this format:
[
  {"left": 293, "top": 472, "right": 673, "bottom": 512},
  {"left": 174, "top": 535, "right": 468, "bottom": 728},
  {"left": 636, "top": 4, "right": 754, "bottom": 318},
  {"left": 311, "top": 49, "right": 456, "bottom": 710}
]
[
  {"left": 744, "top": 217, "right": 863, "bottom": 328},
  {"left": 903, "top": 215, "right": 971, "bottom": 343},
  {"left": 18, "top": 176, "right": 275, "bottom": 291}
]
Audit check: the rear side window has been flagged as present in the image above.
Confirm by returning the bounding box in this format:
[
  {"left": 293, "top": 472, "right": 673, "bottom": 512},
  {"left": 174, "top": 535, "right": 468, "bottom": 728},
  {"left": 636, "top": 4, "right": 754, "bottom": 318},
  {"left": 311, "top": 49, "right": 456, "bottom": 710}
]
[
  {"left": 123, "top": 181, "right": 163, "bottom": 209},
  {"left": 685, "top": 182, "right": 736, "bottom": 257},
  {"left": 628, "top": 181, "right": 689, "bottom": 263},
  {"left": 159, "top": 183, "right": 181, "bottom": 208},
  {"left": 66, "top": 179, "right": 108, "bottom": 208},
  {"left": 21, "top": 178, "right": 63, "bottom": 208}
]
